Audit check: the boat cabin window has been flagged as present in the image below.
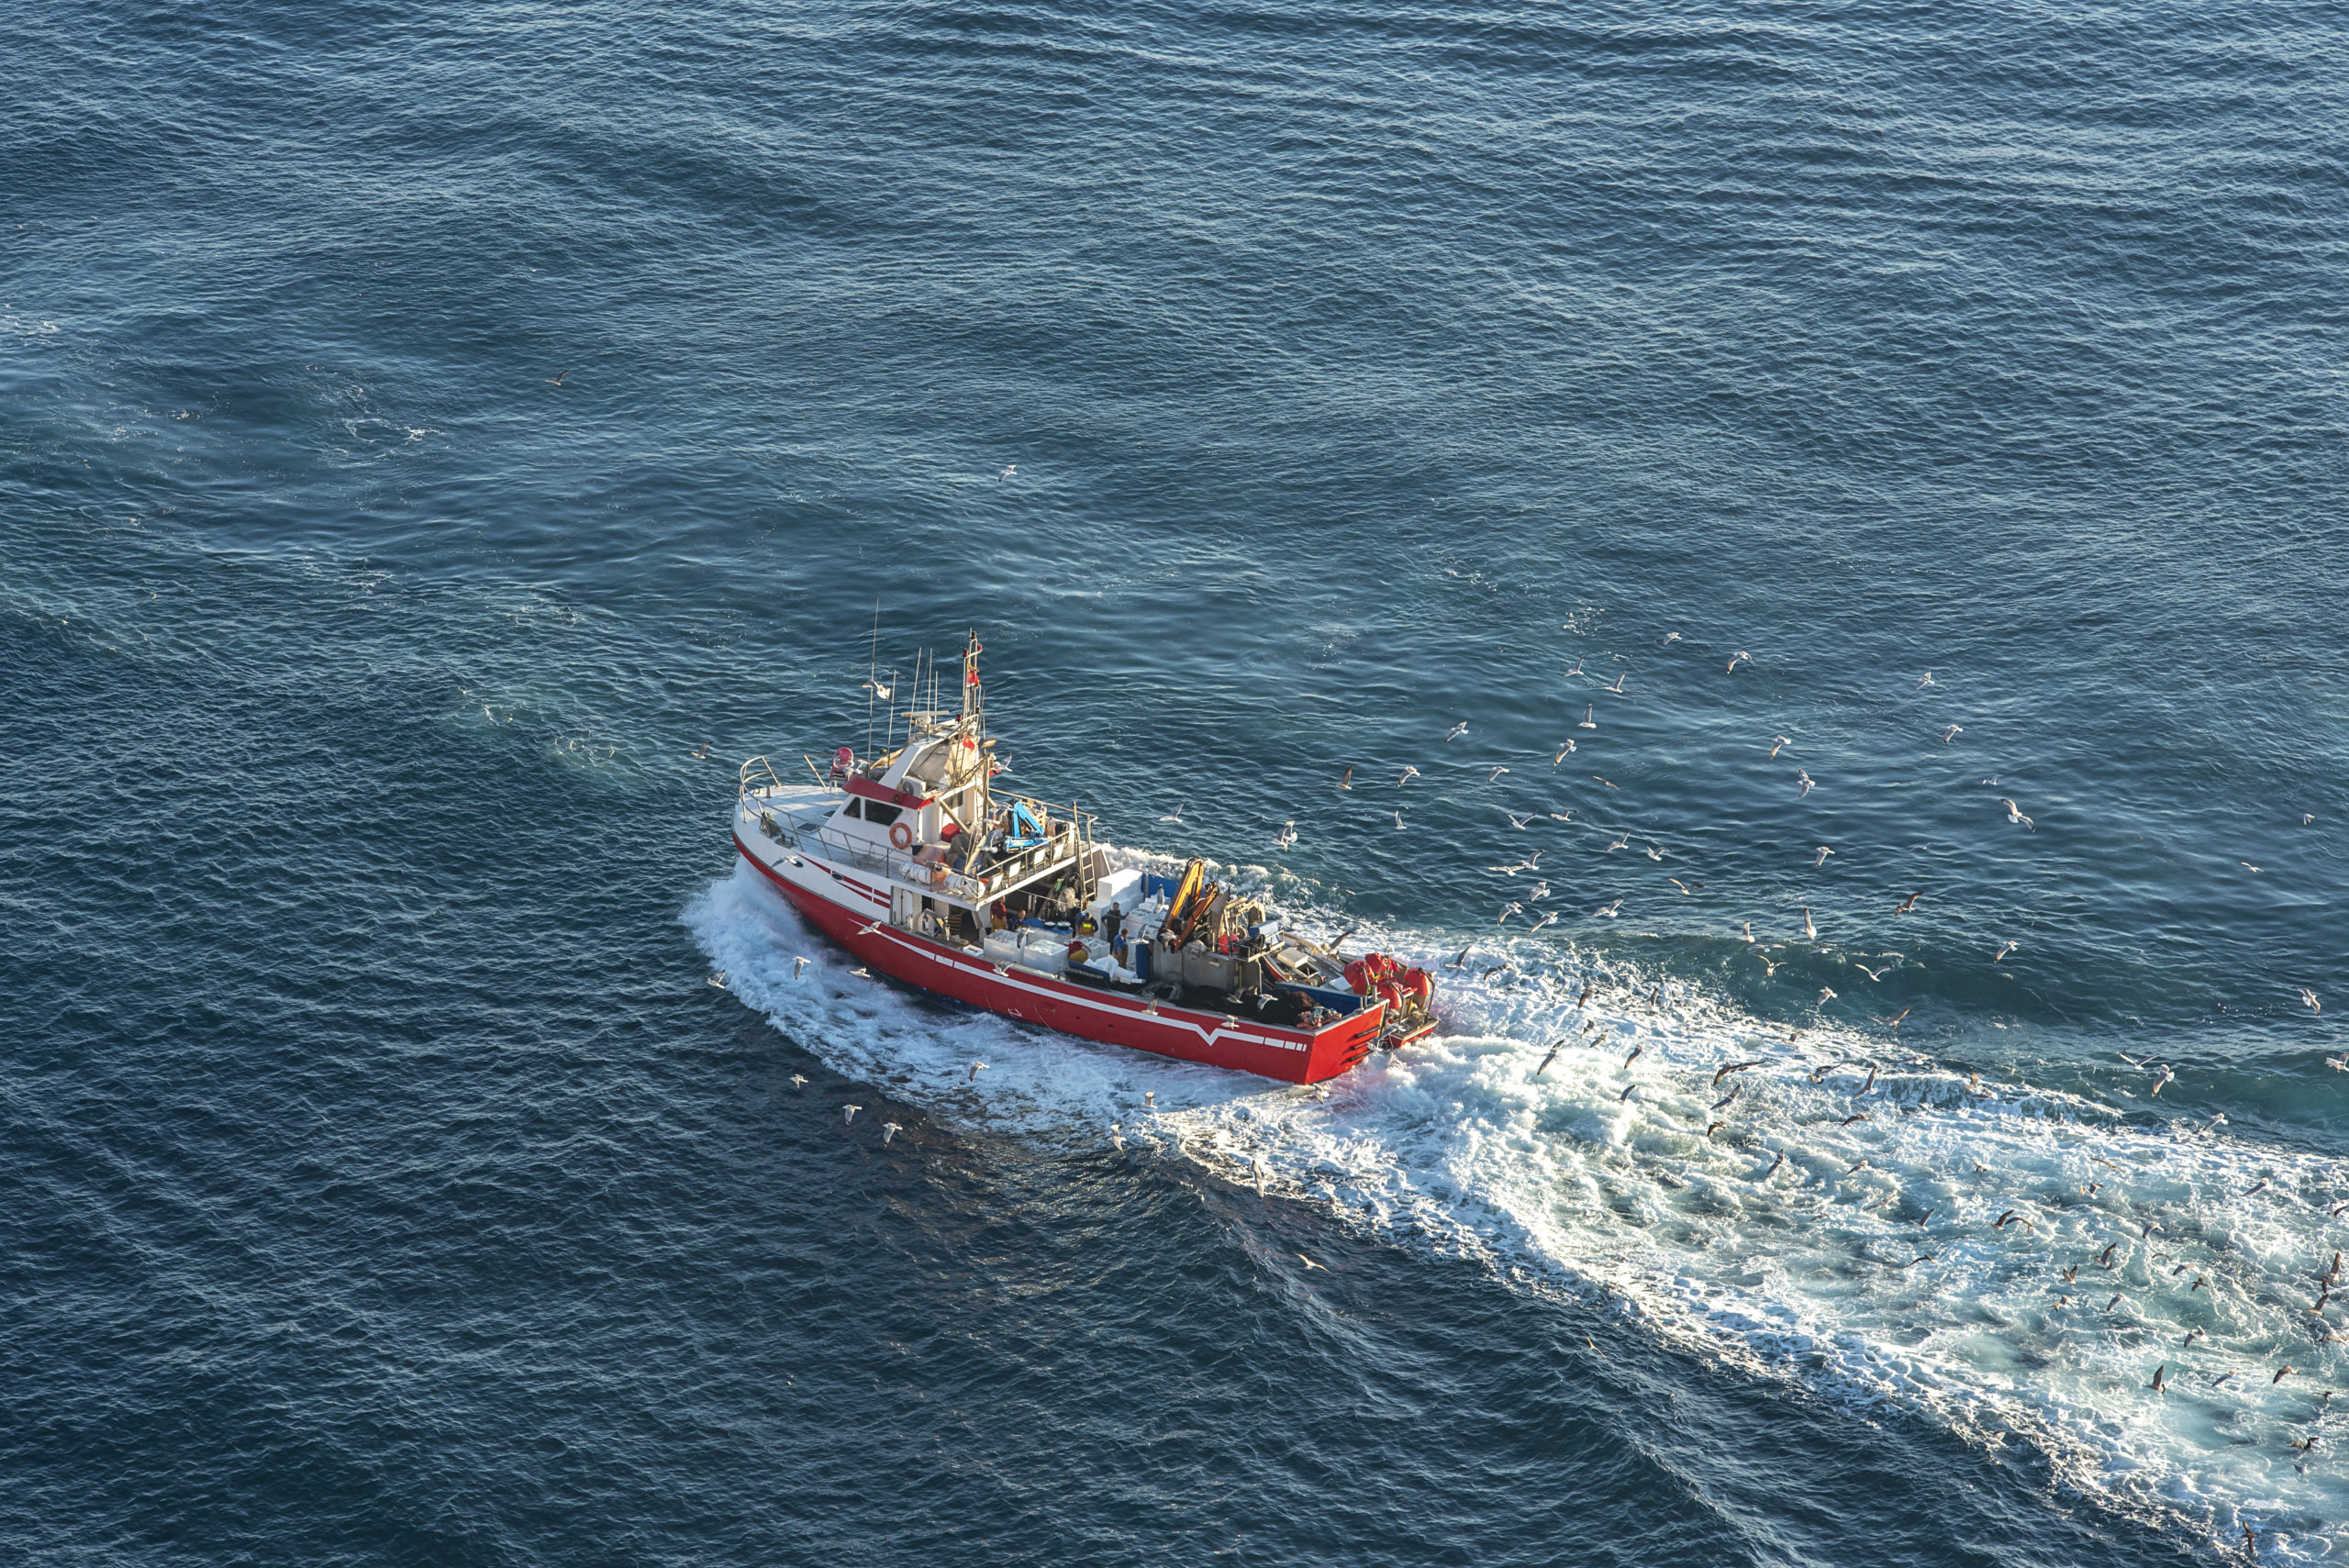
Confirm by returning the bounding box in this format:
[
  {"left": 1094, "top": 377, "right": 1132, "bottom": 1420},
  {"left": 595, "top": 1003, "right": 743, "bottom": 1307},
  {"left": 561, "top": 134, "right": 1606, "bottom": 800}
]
[{"left": 850, "top": 799, "right": 903, "bottom": 828}]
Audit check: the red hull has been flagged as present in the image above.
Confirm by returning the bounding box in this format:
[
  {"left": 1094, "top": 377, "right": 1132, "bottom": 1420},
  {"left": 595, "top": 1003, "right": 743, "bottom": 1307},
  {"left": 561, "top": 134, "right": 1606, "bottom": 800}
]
[{"left": 734, "top": 837, "right": 1380, "bottom": 1084}]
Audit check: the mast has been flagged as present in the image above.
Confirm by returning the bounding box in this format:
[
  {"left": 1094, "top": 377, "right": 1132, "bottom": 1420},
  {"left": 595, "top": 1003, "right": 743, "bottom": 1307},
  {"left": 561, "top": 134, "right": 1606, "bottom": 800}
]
[{"left": 963, "top": 632, "right": 991, "bottom": 833}]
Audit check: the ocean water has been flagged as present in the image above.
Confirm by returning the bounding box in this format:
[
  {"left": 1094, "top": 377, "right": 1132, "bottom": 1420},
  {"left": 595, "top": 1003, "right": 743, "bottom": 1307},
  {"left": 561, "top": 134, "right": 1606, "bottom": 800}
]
[{"left": 5, "top": 0, "right": 2346, "bottom": 1562}]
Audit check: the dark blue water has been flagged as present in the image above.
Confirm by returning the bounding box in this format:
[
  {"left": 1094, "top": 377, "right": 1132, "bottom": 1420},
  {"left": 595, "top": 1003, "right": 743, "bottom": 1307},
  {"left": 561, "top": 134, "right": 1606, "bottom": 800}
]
[{"left": 6, "top": 1, "right": 2346, "bottom": 1561}]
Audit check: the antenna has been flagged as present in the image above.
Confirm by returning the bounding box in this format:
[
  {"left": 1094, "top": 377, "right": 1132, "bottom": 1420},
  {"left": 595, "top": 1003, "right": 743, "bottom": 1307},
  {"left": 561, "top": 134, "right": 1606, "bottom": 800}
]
[{"left": 864, "top": 600, "right": 881, "bottom": 766}]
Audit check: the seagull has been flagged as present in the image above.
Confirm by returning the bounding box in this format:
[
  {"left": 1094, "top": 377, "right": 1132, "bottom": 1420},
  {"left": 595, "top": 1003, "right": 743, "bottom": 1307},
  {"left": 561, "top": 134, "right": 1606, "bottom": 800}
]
[
  {"left": 1275, "top": 821, "right": 1297, "bottom": 850},
  {"left": 968, "top": 1061, "right": 988, "bottom": 1083},
  {"left": 1713, "top": 1061, "right": 1762, "bottom": 1085},
  {"left": 2328, "top": 1056, "right": 2349, "bottom": 1073},
  {"left": 545, "top": 368, "right": 569, "bottom": 385},
  {"left": 1397, "top": 765, "right": 1420, "bottom": 786},
  {"left": 856, "top": 920, "right": 883, "bottom": 936},
  {"left": 1000, "top": 463, "right": 1017, "bottom": 477},
  {"left": 1594, "top": 898, "right": 1623, "bottom": 917},
  {"left": 1999, "top": 797, "right": 2034, "bottom": 831},
  {"left": 1298, "top": 1253, "right": 1326, "bottom": 1271},
  {"left": 1765, "top": 1150, "right": 1787, "bottom": 1178},
  {"left": 1992, "top": 940, "right": 2017, "bottom": 962},
  {"left": 1553, "top": 742, "right": 1575, "bottom": 765},
  {"left": 1159, "top": 798, "right": 1187, "bottom": 822},
  {"left": 1813, "top": 845, "right": 1833, "bottom": 867},
  {"left": 1662, "top": 632, "right": 1681, "bottom": 647},
  {"left": 1940, "top": 725, "right": 1963, "bottom": 744},
  {"left": 2275, "top": 1366, "right": 2297, "bottom": 1384},
  {"left": 1642, "top": 843, "right": 1663, "bottom": 861},
  {"left": 1667, "top": 878, "right": 1697, "bottom": 895},
  {"left": 1769, "top": 735, "right": 1792, "bottom": 758},
  {"left": 1726, "top": 651, "right": 1750, "bottom": 673},
  {"left": 789, "top": 1073, "right": 807, "bottom": 1089},
  {"left": 849, "top": 967, "right": 873, "bottom": 978},
  {"left": 689, "top": 742, "right": 714, "bottom": 760},
  {"left": 1819, "top": 985, "right": 1839, "bottom": 1004},
  {"left": 1605, "top": 672, "right": 1627, "bottom": 695},
  {"left": 2243, "top": 1178, "right": 2271, "bottom": 1197},
  {"left": 1742, "top": 921, "right": 1754, "bottom": 943},
  {"left": 2149, "top": 1364, "right": 2166, "bottom": 1394},
  {"left": 1563, "top": 659, "right": 1585, "bottom": 677},
  {"left": 1336, "top": 765, "right": 1353, "bottom": 791},
  {"left": 1529, "top": 881, "right": 1551, "bottom": 899},
  {"left": 1497, "top": 901, "right": 1523, "bottom": 925},
  {"left": 1578, "top": 706, "right": 1597, "bottom": 729},
  {"left": 1448, "top": 944, "right": 1473, "bottom": 968},
  {"left": 1505, "top": 811, "right": 1534, "bottom": 830},
  {"left": 1759, "top": 956, "right": 1780, "bottom": 978},
  {"left": 2104, "top": 1293, "right": 2122, "bottom": 1312},
  {"left": 1917, "top": 671, "right": 1935, "bottom": 688},
  {"left": 2240, "top": 862, "right": 2260, "bottom": 873},
  {"left": 1393, "top": 810, "right": 1408, "bottom": 830},
  {"left": 707, "top": 971, "right": 728, "bottom": 988},
  {"left": 1527, "top": 912, "right": 1558, "bottom": 935},
  {"left": 1802, "top": 907, "right": 1818, "bottom": 940},
  {"left": 794, "top": 956, "right": 810, "bottom": 977},
  {"left": 1619, "top": 1084, "right": 1639, "bottom": 1102},
  {"left": 1797, "top": 770, "right": 1814, "bottom": 797},
  {"left": 1535, "top": 1041, "right": 1564, "bottom": 1076},
  {"left": 1593, "top": 775, "right": 1619, "bottom": 789},
  {"left": 843, "top": 1105, "right": 861, "bottom": 1124},
  {"left": 2300, "top": 987, "right": 2321, "bottom": 1014},
  {"left": 1711, "top": 1084, "right": 1742, "bottom": 1111},
  {"left": 2304, "top": 812, "right": 2317, "bottom": 825},
  {"left": 1488, "top": 765, "right": 1512, "bottom": 784},
  {"left": 1576, "top": 980, "right": 1595, "bottom": 1009},
  {"left": 2150, "top": 1063, "right": 2175, "bottom": 1095},
  {"left": 1445, "top": 721, "right": 1469, "bottom": 742},
  {"left": 1871, "top": 1007, "right": 1912, "bottom": 1029},
  {"left": 1606, "top": 832, "right": 1631, "bottom": 851},
  {"left": 1855, "top": 963, "right": 1889, "bottom": 982},
  {"left": 882, "top": 1121, "right": 901, "bottom": 1143},
  {"left": 1893, "top": 893, "right": 1920, "bottom": 915}
]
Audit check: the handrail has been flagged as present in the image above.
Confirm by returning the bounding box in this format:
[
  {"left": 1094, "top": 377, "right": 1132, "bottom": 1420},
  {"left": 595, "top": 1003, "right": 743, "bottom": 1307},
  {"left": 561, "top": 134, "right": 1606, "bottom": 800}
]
[{"left": 738, "top": 755, "right": 791, "bottom": 801}]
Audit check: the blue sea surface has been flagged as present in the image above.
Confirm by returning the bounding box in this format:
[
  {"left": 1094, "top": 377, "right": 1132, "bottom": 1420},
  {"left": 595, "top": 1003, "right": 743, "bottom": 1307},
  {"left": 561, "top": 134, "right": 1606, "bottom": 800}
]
[{"left": 5, "top": 1, "right": 2346, "bottom": 1562}]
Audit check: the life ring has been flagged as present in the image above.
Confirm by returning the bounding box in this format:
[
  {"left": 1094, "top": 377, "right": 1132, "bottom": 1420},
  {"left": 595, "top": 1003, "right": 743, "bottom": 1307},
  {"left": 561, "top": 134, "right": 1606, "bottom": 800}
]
[{"left": 889, "top": 821, "right": 914, "bottom": 850}]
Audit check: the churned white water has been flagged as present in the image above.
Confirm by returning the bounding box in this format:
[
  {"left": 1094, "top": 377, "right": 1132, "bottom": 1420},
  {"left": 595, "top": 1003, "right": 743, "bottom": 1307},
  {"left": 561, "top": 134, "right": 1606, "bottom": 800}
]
[{"left": 688, "top": 858, "right": 2344, "bottom": 1559}]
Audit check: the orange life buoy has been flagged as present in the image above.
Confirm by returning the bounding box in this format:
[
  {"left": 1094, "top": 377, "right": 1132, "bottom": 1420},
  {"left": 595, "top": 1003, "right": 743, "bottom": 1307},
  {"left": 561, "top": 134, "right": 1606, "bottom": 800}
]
[{"left": 889, "top": 821, "right": 914, "bottom": 850}]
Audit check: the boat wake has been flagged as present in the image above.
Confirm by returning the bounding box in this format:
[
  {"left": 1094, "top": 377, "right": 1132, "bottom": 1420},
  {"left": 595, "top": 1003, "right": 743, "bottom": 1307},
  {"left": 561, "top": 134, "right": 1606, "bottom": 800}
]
[{"left": 687, "top": 859, "right": 2343, "bottom": 1561}]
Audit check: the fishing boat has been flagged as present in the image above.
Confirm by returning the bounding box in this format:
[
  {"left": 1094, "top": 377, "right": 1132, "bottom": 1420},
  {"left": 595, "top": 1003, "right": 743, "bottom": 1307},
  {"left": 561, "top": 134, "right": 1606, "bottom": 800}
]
[{"left": 729, "top": 635, "right": 1439, "bottom": 1083}]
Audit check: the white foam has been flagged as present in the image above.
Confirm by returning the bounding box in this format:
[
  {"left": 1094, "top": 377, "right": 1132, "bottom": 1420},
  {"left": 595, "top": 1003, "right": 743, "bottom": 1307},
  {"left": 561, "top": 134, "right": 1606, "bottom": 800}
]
[{"left": 686, "top": 861, "right": 2346, "bottom": 1558}]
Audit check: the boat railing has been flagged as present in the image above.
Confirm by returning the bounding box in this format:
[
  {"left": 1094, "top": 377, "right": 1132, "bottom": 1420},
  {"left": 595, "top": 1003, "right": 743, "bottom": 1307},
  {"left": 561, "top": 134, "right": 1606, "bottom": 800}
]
[
  {"left": 807, "top": 827, "right": 996, "bottom": 903},
  {"left": 738, "top": 755, "right": 794, "bottom": 801},
  {"left": 736, "top": 755, "right": 1096, "bottom": 906}
]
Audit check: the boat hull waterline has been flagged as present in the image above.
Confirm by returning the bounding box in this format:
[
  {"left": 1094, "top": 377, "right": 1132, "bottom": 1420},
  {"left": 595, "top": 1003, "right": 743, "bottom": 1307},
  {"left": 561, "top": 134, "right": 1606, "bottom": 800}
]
[{"left": 732, "top": 830, "right": 1384, "bottom": 1083}]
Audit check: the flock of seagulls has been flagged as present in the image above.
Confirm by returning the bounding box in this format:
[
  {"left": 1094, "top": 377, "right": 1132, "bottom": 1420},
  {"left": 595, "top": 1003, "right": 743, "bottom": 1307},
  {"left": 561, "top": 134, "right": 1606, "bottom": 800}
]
[{"left": 1259, "top": 631, "right": 2331, "bottom": 1060}]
